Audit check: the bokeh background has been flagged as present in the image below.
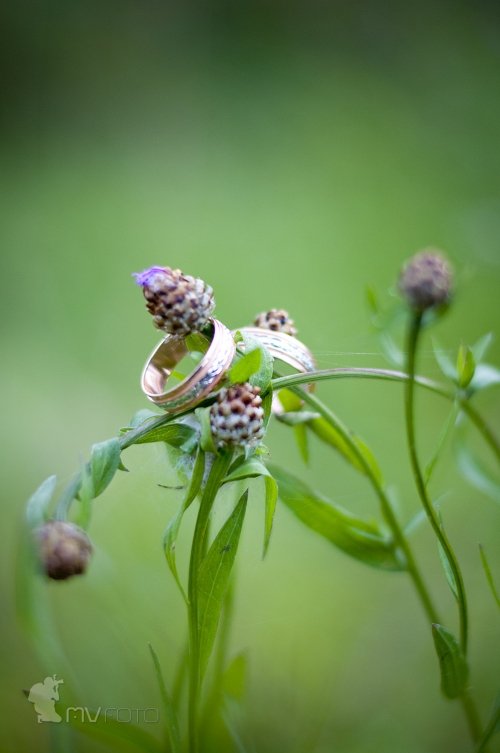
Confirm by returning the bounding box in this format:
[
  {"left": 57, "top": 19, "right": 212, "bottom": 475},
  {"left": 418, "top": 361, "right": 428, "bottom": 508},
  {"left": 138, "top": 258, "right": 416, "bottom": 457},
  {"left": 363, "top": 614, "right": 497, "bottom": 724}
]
[{"left": 2, "top": 1, "right": 500, "bottom": 751}]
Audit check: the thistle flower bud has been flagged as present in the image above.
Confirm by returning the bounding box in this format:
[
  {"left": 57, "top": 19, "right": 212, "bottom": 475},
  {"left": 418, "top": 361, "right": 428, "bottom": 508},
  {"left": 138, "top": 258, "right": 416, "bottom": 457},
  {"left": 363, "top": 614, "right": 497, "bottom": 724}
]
[
  {"left": 399, "top": 250, "right": 453, "bottom": 312},
  {"left": 134, "top": 266, "right": 215, "bottom": 336},
  {"left": 210, "top": 383, "right": 265, "bottom": 449},
  {"left": 254, "top": 308, "right": 297, "bottom": 336},
  {"left": 35, "top": 521, "right": 92, "bottom": 581}
]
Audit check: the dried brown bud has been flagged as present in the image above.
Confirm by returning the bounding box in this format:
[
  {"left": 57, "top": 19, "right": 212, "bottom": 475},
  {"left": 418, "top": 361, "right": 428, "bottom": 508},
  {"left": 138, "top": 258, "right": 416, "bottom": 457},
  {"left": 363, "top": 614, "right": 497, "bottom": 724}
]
[
  {"left": 399, "top": 250, "right": 453, "bottom": 311},
  {"left": 210, "top": 383, "right": 265, "bottom": 449},
  {"left": 254, "top": 309, "right": 297, "bottom": 336},
  {"left": 35, "top": 521, "right": 92, "bottom": 581}
]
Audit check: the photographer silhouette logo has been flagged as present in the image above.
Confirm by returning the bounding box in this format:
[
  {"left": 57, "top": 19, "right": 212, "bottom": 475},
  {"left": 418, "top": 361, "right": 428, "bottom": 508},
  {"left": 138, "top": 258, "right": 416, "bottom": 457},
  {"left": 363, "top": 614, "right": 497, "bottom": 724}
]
[{"left": 27, "top": 675, "right": 64, "bottom": 723}]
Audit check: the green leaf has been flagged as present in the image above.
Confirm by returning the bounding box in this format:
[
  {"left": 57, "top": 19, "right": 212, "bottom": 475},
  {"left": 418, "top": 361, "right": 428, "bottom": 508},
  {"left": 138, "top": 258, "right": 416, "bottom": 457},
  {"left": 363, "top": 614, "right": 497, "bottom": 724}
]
[
  {"left": 229, "top": 348, "right": 262, "bottom": 384},
  {"left": 276, "top": 410, "right": 320, "bottom": 425},
  {"left": 198, "top": 490, "right": 248, "bottom": 678},
  {"left": 269, "top": 464, "right": 404, "bottom": 571},
  {"left": 431, "top": 624, "right": 468, "bottom": 699},
  {"left": 128, "top": 422, "right": 197, "bottom": 450},
  {"left": 471, "top": 332, "right": 494, "bottom": 363},
  {"left": 277, "top": 388, "right": 303, "bottom": 412},
  {"left": 379, "top": 331, "right": 404, "bottom": 367},
  {"left": 294, "top": 424, "right": 309, "bottom": 464},
  {"left": 222, "top": 458, "right": 278, "bottom": 557},
  {"left": 58, "top": 700, "right": 162, "bottom": 753},
  {"left": 454, "top": 435, "right": 500, "bottom": 503},
  {"left": 148, "top": 644, "right": 181, "bottom": 753},
  {"left": 163, "top": 449, "right": 205, "bottom": 600},
  {"left": 223, "top": 457, "right": 273, "bottom": 485},
  {"left": 308, "top": 417, "right": 382, "bottom": 482},
  {"left": 223, "top": 652, "right": 247, "bottom": 700},
  {"left": 240, "top": 332, "right": 274, "bottom": 391},
  {"left": 470, "top": 364, "right": 500, "bottom": 392},
  {"left": 26, "top": 475, "right": 57, "bottom": 528},
  {"left": 438, "top": 541, "right": 459, "bottom": 601},
  {"left": 365, "top": 284, "right": 379, "bottom": 316},
  {"left": 90, "top": 438, "right": 121, "bottom": 498},
  {"left": 128, "top": 408, "right": 161, "bottom": 428},
  {"left": 433, "top": 339, "right": 457, "bottom": 381},
  {"left": 263, "top": 475, "right": 278, "bottom": 558},
  {"left": 261, "top": 389, "right": 273, "bottom": 431},
  {"left": 479, "top": 544, "right": 500, "bottom": 609},
  {"left": 196, "top": 406, "right": 217, "bottom": 453},
  {"left": 456, "top": 344, "right": 475, "bottom": 389}
]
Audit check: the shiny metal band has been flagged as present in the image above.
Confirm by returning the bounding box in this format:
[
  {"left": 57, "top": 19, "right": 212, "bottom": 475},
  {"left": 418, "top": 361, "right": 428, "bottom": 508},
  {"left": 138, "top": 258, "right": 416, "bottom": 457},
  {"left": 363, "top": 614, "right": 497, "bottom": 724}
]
[{"left": 141, "top": 318, "right": 235, "bottom": 413}]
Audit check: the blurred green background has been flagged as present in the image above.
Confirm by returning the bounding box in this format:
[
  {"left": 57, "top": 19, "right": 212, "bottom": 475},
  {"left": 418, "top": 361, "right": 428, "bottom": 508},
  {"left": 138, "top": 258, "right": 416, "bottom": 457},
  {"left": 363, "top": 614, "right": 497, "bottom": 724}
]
[{"left": 2, "top": 1, "right": 500, "bottom": 751}]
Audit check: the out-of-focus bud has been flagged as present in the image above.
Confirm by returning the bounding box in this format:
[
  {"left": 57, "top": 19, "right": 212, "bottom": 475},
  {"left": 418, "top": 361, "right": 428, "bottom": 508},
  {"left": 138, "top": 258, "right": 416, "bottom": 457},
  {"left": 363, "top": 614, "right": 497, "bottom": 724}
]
[
  {"left": 399, "top": 250, "right": 453, "bottom": 312},
  {"left": 254, "top": 308, "right": 297, "bottom": 336},
  {"left": 35, "top": 521, "right": 92, "bottom": 581}
]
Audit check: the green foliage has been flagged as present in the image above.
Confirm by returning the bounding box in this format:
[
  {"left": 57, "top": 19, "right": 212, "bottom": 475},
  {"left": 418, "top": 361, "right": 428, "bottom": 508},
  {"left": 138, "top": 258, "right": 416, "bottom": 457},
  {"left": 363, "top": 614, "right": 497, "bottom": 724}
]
[
  {"left": 163, "top": 449, "right": 205, "bottom": 601},
  {"left": 197, "top": 490, "right": 248, "bottom": 679},
  {"left": 270, "top": 464, "right": 404, "bottom": 571},
  {"left": 148, "top": 644, "right": 181, "bottom": 753},
  {"left": 431, "top": 624, "right": 469, "bottom": 699}
]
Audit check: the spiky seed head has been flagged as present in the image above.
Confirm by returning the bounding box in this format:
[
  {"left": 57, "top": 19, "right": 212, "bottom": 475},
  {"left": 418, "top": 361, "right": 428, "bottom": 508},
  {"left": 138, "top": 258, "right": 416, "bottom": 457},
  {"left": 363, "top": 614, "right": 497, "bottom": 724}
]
[
  {"left": 35, "top": 521, "right": 92, "bottom": 580},
  {"left": 399, "top": 250, "right": 453, "bottom": 311},
  {"left": 254, "top": 308, "right": 297, "bottom": 336},
  {"left": 210, "top": 383, "right": 265, "bottom": 449},
  {"left": 134, "top": 266, "right": 215, "bottom": 335}
]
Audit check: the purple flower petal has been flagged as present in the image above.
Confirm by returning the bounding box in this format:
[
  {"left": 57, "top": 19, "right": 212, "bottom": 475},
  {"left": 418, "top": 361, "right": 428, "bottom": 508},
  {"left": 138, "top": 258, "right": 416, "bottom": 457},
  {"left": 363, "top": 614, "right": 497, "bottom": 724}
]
[{"left": 133, "top": 266, "right": 168, "bottom": 287}]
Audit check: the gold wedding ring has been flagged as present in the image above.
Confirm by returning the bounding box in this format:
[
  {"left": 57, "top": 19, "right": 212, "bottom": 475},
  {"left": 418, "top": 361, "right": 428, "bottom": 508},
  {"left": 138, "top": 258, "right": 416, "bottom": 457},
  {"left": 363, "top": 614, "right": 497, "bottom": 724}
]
[
  {"left": 236, "top": 327, "right": 315, "bottom": 375},
  {"left": 141, "top": 318, "right": 235, "bottom": 413}
]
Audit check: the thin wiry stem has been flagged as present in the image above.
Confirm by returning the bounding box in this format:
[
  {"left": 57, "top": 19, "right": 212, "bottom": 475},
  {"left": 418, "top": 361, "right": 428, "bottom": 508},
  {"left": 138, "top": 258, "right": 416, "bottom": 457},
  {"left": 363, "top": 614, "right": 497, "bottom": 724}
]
[
  {"left": 270, "top": 368, "right": 500, "bottom": 467},
  {"left": 296, "top": 387, "right": 438, "bottom": 624}
]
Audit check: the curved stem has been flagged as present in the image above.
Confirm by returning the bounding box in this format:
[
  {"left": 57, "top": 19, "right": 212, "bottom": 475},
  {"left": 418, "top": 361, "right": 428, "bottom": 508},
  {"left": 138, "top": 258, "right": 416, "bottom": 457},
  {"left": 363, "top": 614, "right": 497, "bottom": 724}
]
[
  {"left": 187, "top": 451, "right": 233, "bottom": 753},
  {"left": 270, "top": 368, "right": 500, "bottom": 466},
  {"left": 404, "top": 314, "right": 469, "bottom": 655},
  {"left": 297, "top": 387, "right": 438, "bottom": 624}
]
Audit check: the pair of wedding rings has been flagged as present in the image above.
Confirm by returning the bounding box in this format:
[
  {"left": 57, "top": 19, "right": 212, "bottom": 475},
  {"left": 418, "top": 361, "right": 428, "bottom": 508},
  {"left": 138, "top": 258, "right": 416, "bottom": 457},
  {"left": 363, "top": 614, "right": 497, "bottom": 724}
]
[{"left": 140, "top": 319, "right": 315, "bottom": 414}]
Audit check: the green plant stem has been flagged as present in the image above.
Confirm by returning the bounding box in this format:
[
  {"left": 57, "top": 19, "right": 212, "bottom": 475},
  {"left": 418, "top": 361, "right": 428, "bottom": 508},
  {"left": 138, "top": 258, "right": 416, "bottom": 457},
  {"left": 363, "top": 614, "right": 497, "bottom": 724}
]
[
  {"left": 271, "top": 368, "right": 500, "bottom": 466},
  {"left": 475, "top": 696, "right": 500, "bottom": 753},
  {"left": 187, "top": 451, "right": 233, "bottom": 753},
  {"left": 297, "top": 387, "right": 438, "bottom": 624},
  {"left": 405, "top": 314, "right": 469, "bottom": 654},
  {"left": 404, "top": 314, "right": 483, "bottom": 745}
]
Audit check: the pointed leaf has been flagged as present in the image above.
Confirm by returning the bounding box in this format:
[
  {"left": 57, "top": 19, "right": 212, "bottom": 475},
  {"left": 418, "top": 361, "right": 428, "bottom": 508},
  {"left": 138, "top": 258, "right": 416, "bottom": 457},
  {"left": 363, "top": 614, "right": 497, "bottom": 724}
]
[
  {"left": 431, "top": 624, "right": 468, "bottom": 699},
  {"left": 26, "top": 475, "right": 57, "bottom": 529},
  {"left": 433, "top": 339, "right": 457, "bottom": 381},
  {"left": 196, "top": 406, "right": 217, "bottom": 453},
  {"left": 457, "top": 344, "right": 475, "bottom": 389},
  {"left": 57, "top": 700, "right": 162, "bottom": 753},
  {"left": 308, "top": 417, "right": 382, "bottom": 482},
  {"left": 470, "top": 364, "right": 500, "bottom": 392},
  {"left": 223, "top": 457, "right": 273, "bottom": 485},
  {"left": 90, "top": 438, "right": 121, "bottom": 497},
  {"left": 471, "top": 332, "right": 494, "bottom": 363},
  {"left": 223, "top": 652, "right": 247, "bottom": 700},
  {"left": 438, "top": 541, "right": 459, "bottom": 601},
  {"left": 479, "top": 544, "right": 500, "bottom": 609},
  {"left": 269, "top": 464, "right": 404, "bottom": 571},
  {"left": 276, "top": 410, "right": 320, "bottom": 425},
  {"left": 240, "top": 332, "right": 274, "bottom": 391},
  {"left": 454, "top": 436, "right": 500, "bottom": 503},
  {"left": 163, "top": 449, "right": 205, "bottom": 600},
  {"left": 379, "top": 331, "right": 405, "bottom": 367},
  {"left": 229, "top": 348, "right": 262, "bottom": 384},
  {"left": 128, "top": 422, "right": 197, "bottom": 450},
  {"left": 148, "top": 644, "right": 181, "bottom": 753},
  {"left": 198, "top": 491, "right": 248, "bottom": 678},
  {"left": 263, "top": 475, "right": 278, "bottom": 558},
  {"left": 294, "top": 424, "right": 309, "bottom": 464}
]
